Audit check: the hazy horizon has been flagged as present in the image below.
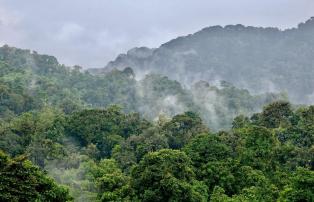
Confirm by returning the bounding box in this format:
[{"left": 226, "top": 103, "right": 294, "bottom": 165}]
[{"left": 0, "top": 0, "right": 313, "bottom": 67}]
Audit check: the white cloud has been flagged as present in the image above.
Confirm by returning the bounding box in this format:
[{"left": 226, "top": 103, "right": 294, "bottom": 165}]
[
  {"left": 0, "top": 6, "right": 20, "bottom": 26},
  {"left": 0, "top": 4, "right": 23, "bottom": 46},
  {"left": 55, "top": 23, "right": 85, "bottom": 41}
]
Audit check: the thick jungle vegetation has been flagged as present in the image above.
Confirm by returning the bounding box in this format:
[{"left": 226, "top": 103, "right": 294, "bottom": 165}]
[{"left": 0, "top": 21, "right": 313, "bottom": 201}]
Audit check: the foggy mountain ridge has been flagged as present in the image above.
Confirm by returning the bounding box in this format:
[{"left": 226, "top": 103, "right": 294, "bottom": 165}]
[
  {"left": 99, "top": 17, "right": 314, "bottom": 104},
  {"left": 0, "top": 44, "right": 285, "bottom": 130}
]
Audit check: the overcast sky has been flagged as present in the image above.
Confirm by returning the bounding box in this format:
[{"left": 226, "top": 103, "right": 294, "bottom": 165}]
[{"left": 0, "top": 0, "right": 313, "bottom": 68}]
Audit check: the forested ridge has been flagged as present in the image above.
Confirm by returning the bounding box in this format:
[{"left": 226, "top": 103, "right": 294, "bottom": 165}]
[
  {"left": 0, "top": 28, "right": 313, "bottom": 201},
  {"left": 0, "top": 45, "right": 284, "bottom": 130},
  {"left": 103, "top": 17, "right": 314, "bottom": 104}
]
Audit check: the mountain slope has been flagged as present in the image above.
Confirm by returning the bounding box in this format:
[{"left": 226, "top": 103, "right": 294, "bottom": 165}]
[
  {"left": 102, "top": 17, "right": 314, "bottom": 104},
  {"left": 0, "top": 45, "right": 284, "bottom": 130}
]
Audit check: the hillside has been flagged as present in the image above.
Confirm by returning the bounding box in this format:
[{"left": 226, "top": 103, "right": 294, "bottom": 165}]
[
  {"left": 102, "top": 17, "right": 314, "bottom": 104},
  {"left": 0, "top": 45, "right": 284, "bottom": 130},
  {"left": 0, "top": 35, "right": 312, "bottom": 202}
]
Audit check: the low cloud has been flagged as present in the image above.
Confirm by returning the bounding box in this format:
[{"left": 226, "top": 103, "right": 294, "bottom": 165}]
[{"left": 0, "top": 0, "right": 313, "bottom": 67}]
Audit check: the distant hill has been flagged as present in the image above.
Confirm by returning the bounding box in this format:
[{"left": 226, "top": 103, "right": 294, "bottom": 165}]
[
  {"left": 100, "top": 17, "right": 314, "bottom": 104},
  {"left": 0, "top": 45, "right": 284, "bottom": 130}
]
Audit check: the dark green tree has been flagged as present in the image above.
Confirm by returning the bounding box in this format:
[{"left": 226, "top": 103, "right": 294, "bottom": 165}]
[
  {"left": 0, "top": 151, "right": 72, "bottom": 201},
  {"left": 131, "top": 149, "right": 208, "bottom": 201},
  {"left": 162, "top": 111, "right": 209, "bottom": 149},
  {"left": 279, "top": 167, "right": 314, "bottom": 202},
  {"left": 65, "top": 106, "right": 149, "bottom": 158},
  {"left": 259, "top": 101, "right": 293, "bottom": 128}
]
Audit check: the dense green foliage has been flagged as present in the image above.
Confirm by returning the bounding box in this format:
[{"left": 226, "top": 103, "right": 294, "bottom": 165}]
[
  {"left": 0, "top": 45, "right": 313, "bottom": 201},
  {"left": 0, "top": 151, "right": 72, "bottom": 201},
  {"left": 65, "top": 106, "right": 150, "bottom": 158},
  {"left": 1, "top": 99, "right": 313, "bottom": 201},
  {"left": 131, "top": 149, "right": 208, "bottom": 201}
]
